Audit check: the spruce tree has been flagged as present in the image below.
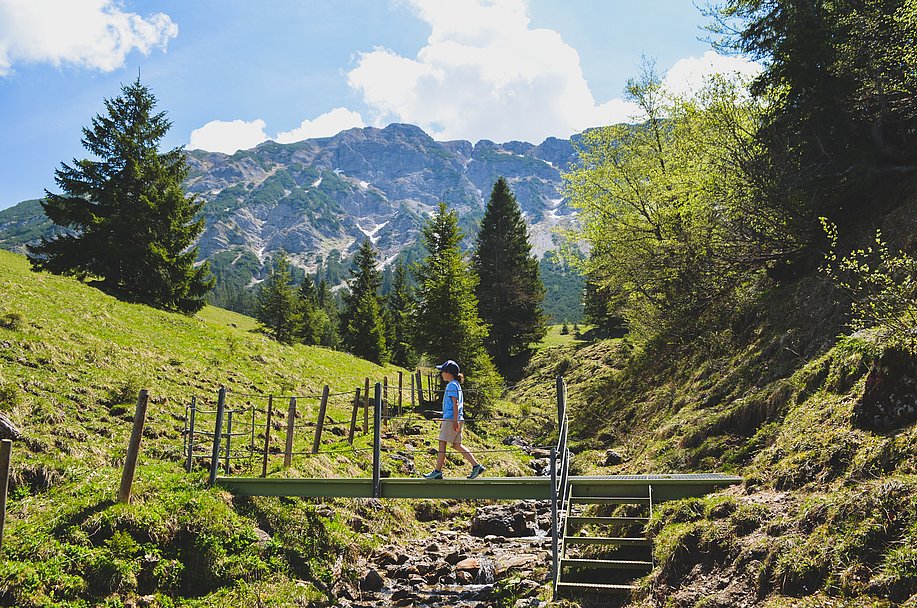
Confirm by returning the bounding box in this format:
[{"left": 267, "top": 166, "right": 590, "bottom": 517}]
[
  {"left": 341, "top": 239, "right": 388, "bottom": 364},
  {"left": 413, "top": 203, "right": 501, "bottom": 410},
  {"left": 28, "top": 79, "right": 213, "bottom": 313},
  {"left": 473, "top": 177, "right": 547, "bottom": 370},
  {"left": 256, "top": 252, "right": 298, "bottom": 343},
  {"left": 296, "top": 275, "right": 323, "bottom": 345},
  {"left": 315, "top": 278, "right": 341, "bottom": 348},
  {"left": 385, "top": 261, "right": 417, "bottom": 368}
]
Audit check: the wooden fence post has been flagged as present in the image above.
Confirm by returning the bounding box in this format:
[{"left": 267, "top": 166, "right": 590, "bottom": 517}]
[
  {"left": 209, "top": 387, "right": 226, "bottom": 486},
  {"left": 118, "top": 389, "right": 150, "bottom": 503},
  {"left": 348, "top": 388, "right": 360, "bottom": 444},
  {"left": 383, "top": 376, "right": 389, "bottom": 424},
  {"left": 185, "top": 396, "right": 197, "bottom": 472},
  {"left": 261, "top": 395, "right": 273, "bottom": 477},
  {"left": 312, "top": 385, "right": 329, "bottom": 454},
  {"left": 410, "top": 373, "right": 415, "bottom": 409},
  {"left": 0, "top": 439, "right": 11, "bottom": 553},
  {"left": 363, "top": 378, "right": 370, "bottom": 435},
  {"left": 284, "top": 397, "right": 296, "bottom": 468},
  {"left": 398, "top": 371, "right": 403, "bottom": 416}
]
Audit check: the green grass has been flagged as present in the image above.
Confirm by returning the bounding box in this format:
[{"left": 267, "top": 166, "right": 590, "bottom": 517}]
[
  {"left": 0, "top": 249, "right": 549, "bottom": 606},
  {"left": 535, "top": 324, "right": 594, "bottom": 349}
]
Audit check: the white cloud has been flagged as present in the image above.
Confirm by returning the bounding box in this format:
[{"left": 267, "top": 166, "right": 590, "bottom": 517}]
[
  {"left": 0, "top": 0, "right": 177, "bottom": 77},
  {"left": 276, "top": 107, "right": 365, "bottom": 143},
  {"left": 662, "top": 50, "right": 762, "bottom": 97},
  {"left": 188, "top": 119, "right": 269, "bottom": 154},
  {"left": 347, "top": 0, "right": 761, "bottom": 142}
]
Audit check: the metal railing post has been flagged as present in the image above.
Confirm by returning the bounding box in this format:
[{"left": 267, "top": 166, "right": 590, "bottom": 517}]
[
  {"left": 209, "top": 387, "right": 226, "bottom": 486},
  {"left": 373, "top": 382, "right": 382, "bottom": 498},
  {"left": 550, "top": 446, "right": 558, "bottom": 598}
]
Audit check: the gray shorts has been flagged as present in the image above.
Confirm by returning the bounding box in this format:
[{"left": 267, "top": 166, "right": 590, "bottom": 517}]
[{"left": 438, "top": 419, "right": 463, "bottom": 444}]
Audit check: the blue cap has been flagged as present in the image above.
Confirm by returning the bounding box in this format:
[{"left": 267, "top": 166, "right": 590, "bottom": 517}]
[{"left": 436, "top": 360, "right": 460, "bottom": 375}]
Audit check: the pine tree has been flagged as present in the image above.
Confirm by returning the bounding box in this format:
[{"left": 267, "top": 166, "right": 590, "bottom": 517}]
[
  {"left": 385, "top": 261, "right": 417, "bottom": 368},
  {"left": 256, "top": 252, "right": 298, "bottom": 343},
  {"left": 473, "top": 177, "right": 547, "bottom": 370},
  {"left": 315, "top": 278, "right": 341, "bottom": 348},
  {"left": 341, "top": 239, "right": 388, "bottom": 364},
  {"left": 28, "top": 79, "right": 213, "bottom": 313},
  {"left": 296, "top": 275, "right": 324, "bottom": 345},
  {"left": 413, "top": 203, "right": 501, "bottom": 410}
]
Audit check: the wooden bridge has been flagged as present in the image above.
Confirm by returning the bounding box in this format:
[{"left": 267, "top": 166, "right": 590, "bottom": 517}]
[{"left": 191, "top": 377, "right": 742, "bottom": 598}]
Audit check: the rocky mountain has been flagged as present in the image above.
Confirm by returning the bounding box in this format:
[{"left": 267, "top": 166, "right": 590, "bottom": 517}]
[{"left": 0, "top": 123, "right": 581, "bottom": 314}]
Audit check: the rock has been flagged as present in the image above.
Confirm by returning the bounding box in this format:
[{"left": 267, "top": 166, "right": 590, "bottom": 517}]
[
  {"left": 454, "top": 557, "right": 481, "bottom": 575},
  {"left": 445, "top": 551, "right": 464, "bottom": 565},
  {"left": 603, "top": 449, "right": 623, "bottom": 466},
  {"left": 253, "top": 526, "right": 272, "bottom": 547},
  {"left": 456, "top": 570, "right": 475, "bottom": 584},
  {"left": 360, "top": 569, "right": 384, "bottom": 591},
  {"left": 471, "top": 503, "right": 538, "bottom": 537},
  {"left": 854, "top": 348, "right": 917, "bottom": 430},
  {"left": 375, "top": 549, "right": 399, "bottom": 566}
]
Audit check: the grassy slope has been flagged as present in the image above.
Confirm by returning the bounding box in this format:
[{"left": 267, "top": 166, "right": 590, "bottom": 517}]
[
  {"left": 511, "top": 287, "right": 917, "bottom": 603},
  {"left": 0, "top": 250, "right": 543, "bottom": 607}
]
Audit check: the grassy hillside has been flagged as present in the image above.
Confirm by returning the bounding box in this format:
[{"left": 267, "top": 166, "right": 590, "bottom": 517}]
[
  {"left": 0, "top": 249, "right": 544, "bottom": 607},
  {"left": 510, "top": 276, "right": 917, "bottom": 606}
]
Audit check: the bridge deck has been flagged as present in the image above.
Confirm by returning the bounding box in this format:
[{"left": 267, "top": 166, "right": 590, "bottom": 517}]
[{"left": 217, "top": 473, "right": 742, "bottom": 501}]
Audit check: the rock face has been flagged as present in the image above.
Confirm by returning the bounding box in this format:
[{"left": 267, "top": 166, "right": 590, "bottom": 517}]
[
  {"left": 854, "top": 348, "right": 917, "bottom": 430},
  {"left": 184, "top": 124, "right": 577, "bottom": 273},
  {"left": 0, "top": 124, "right": 579, "bottom": 297}
]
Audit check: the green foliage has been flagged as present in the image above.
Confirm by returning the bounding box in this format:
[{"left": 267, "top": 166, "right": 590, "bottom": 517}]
[
  {"left": 413, "top": 203, "right": 502, "bottom": 409},
  {"left": 821, "top": 220, "right": 917, "bottom": 354},
  {"left": 255, "top": 251, "right": 298, "bottom": 343},
  {"left": 473, "top": 177, "right": 547, "bottom": 371},
  {"left": 27, "top": 79, "right": 213, "bottom": 314},
  {"left": 340, "top": 239, "right": 388, "bottom": 364},
  {"left": 712, "top": 0, "right": 917, "bottom": 259},
  {"left": 539, "top": 249, "right": 585, "bottom": 323},
  {"left": 565, "top": 66, "right": 763, "bottom": 345},
  {"left": 385, "top": 261, "right": 418, "bottom": 368}
]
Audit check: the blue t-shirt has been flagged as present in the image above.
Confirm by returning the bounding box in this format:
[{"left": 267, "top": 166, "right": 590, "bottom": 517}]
[{"left": 442, "top": 379, "right": 464, "bottom": 421}]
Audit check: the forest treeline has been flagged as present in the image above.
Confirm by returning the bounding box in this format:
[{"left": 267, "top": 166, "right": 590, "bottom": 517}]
[{"left": 570, "top": 0, "right": 917, "bottom": 352}]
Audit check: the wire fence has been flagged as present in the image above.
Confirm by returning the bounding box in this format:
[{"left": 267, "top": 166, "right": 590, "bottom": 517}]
[{"left": 181, "top": 373, "right": 563, "bottom": 480}]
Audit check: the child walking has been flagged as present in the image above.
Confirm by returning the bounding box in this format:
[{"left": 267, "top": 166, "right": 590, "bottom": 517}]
[{"left": 423, "top": 360, "right": 485, "bottom": 480}]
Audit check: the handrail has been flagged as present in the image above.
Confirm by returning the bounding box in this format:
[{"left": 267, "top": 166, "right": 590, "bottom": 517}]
[{"left": 551, "top": 376, "right": 571, "bottom": 600}]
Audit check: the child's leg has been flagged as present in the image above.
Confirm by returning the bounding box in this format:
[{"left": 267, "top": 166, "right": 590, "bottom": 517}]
[
  {"left": 452, "top": 441, "right": 479, "bottom": 467},
  {"left": 435, "top": 440, "right": 447, "bottom": 470}
]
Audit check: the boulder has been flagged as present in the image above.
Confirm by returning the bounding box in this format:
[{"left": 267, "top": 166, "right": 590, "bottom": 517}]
[{"left": 359, "top": 569, "right": 384, "bottom": 591}]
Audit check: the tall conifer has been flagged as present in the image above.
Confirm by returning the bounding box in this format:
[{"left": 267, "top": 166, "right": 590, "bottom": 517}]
[
  {"left": 256, "top": 252, "right": 298, "bottom": 343},
  {"left": 473, "top": 177, "right": 547, "bottom": 370},
  {"left": 413, "top": 204, "right": 501, "bottom": 410},
  {"left": 341, "top": 239, "right": 388, "bottom": 364},
  {"left": 28, "top": 79, "right": 212, "bottom": 313}
]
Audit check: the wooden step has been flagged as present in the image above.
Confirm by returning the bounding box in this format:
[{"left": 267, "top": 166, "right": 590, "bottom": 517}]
[
  {"left": 561, "top": 558, "right": 653, "bottom": 570},
  {"left": 566, "top": 516, "right": 648, "bottom": 525},
  {"left": 563, "top": 536, "right": 651, "bottom": 546},
  {"left": 570, "top": 496, "right": 650, "bottom": 505},
  {"left": 556, "top": 581, "right": 636, "bottom": 593}
]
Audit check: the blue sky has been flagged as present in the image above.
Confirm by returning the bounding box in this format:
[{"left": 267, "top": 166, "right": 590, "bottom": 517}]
[{"left": 0, "top": 0, "right": 759, "bottom": 210}]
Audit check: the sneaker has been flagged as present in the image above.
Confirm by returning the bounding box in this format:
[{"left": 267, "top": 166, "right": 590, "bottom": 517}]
[
  {"left": 423, "top": 470, "right": 443, "bottom": 480},
  {"left": 467, "top": 464, "right": 485, "bottom": 479}
]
